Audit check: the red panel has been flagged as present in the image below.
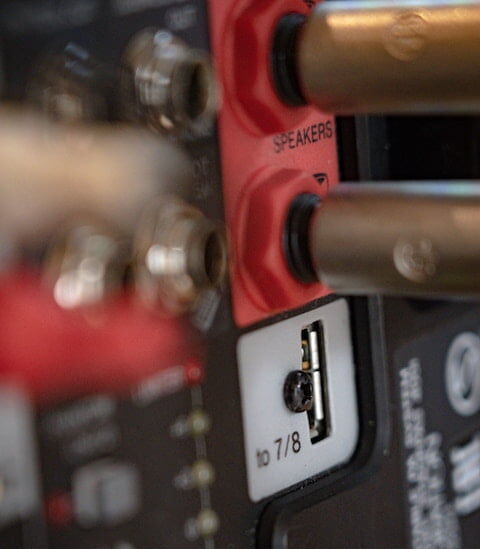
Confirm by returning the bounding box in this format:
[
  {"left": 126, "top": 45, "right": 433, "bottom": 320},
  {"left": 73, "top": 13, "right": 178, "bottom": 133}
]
[
  {"left": 0, "top": 270, "right": 202, "bottom": 406},
  {"left": 209, "top": 0, "right": 337, "bottom": 326}
]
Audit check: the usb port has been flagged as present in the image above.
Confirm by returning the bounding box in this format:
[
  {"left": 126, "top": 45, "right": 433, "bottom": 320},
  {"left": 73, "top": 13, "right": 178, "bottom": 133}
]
[
  {"left": 240, "top": 299, "right": 359, "bottom": 500},
  {"left": 301, "top": 322, "right": 330, "bottom": 444}
]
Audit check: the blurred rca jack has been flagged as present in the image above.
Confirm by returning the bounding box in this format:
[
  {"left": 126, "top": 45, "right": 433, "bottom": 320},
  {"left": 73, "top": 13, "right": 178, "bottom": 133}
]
[
  {"left": 133, "top": 198, "right": 227, "bottom": 314},
  {"left": 0, "top": 109, "right": 226, "bottom": 312},
  {"left": 45, "top": 200, "right": 227, "bottom": 313},
  {"left": 122, "top": 29, "right": 217, "bottom": 133},
  {"left": 28, "top": 43, "right": 114, "bottom": 122},
  {"left": 44, "top": 222, "right": 128, "bottom": 310},
  {"left": 273, "top": 0, "right": 480, "bottom": 113}
]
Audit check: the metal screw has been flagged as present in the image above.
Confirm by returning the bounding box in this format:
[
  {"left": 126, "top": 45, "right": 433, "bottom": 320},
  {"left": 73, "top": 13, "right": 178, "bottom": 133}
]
[
  {"left": 393, "top": 237, "right": 438, "bottom": 283},
  {"left": 283, "top": 370, "right": 314, "bottom": 413}
]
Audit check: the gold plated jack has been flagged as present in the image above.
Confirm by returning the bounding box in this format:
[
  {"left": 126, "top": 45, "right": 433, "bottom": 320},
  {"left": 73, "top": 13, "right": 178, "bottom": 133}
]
[
  {"left": 274, "top": 1, "right": 480, "bottom": 113},
  {"left": 287, "top": 184, "right": 480, "bottom": 297}
]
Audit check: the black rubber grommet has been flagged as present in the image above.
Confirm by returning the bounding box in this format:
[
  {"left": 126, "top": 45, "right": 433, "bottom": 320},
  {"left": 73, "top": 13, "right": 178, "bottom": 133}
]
[
  {"left": 284, "top": 193, "right": 320, "bottom": 283},
  {"left": 271, "top": 13, "right": 307, "bottom": 107}
]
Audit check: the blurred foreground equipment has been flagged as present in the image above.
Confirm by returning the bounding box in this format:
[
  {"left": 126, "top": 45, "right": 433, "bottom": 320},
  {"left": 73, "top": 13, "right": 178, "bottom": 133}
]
[
  {"left": 0, "top": 109, "right": 226, "bottom": 312},
  {"left": 0, "top": 109, "right": 192, "bottom": 246}
]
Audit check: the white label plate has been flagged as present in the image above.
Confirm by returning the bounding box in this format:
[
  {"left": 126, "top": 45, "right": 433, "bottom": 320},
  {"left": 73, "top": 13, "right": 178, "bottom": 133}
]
[{"left": 237, "top": 299, "right": 359, "bottom": 502}]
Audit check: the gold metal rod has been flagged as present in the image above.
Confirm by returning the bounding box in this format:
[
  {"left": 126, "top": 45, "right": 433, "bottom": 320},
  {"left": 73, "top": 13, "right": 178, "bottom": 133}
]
[
  {"left": 292, "top": 0, "right": 480, "bottom": 113},
  {"left": 307, "top": 183, "right": 480, "bottom": 297}
]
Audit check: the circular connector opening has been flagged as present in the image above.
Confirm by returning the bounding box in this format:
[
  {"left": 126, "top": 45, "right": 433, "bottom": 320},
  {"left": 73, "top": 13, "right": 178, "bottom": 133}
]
[
  {"left": 187, "top": 222, "right": 227, "bottom": 290},
  {"left": 172, "top": 53, "right": 217, "bottom": 130},
  {"left": 284, "top": 193, "right": 320, "bottom": 284},
  {"left": 203, "top": 229, "right": 227, "bottom": 287},
  {"left": 272, "top": 13, "right": 307, "bottom": 107},
  {"left": 178, "top": 59, "right": 215, "bottom": 123}
]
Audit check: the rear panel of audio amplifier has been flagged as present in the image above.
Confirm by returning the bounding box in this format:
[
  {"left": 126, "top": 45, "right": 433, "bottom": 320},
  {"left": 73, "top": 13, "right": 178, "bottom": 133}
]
[{"left": 1, "top": 1, "right": 480, "bottom": 549}]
